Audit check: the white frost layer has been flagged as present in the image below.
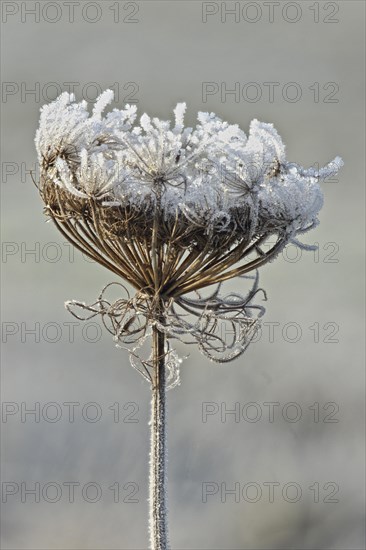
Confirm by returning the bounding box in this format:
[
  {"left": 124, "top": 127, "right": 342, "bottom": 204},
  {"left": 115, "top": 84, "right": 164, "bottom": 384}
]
[{"left": 35, "top": 90, "right": 343, "bottom": 235}]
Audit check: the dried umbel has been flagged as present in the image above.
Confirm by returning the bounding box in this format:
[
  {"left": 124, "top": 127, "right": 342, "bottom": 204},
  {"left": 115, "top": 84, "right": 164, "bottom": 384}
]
[
  {"left": 35, "top": 90, "right": 342, "bottom": 373},
  {"left": 35, "top": 90, "right": 343, "bottom": 550}
]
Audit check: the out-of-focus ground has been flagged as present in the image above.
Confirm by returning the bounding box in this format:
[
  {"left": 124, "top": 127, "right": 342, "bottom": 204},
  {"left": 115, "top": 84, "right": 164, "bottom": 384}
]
[{"left": 1, "top": 1, "right": 365, "bottom": 548}]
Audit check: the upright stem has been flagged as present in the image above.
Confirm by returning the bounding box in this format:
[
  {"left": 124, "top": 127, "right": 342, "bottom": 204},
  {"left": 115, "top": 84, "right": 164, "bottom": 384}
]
[
  {"left": 149, "top": 321, "right": 169, "bottom": 550},
  {"left": 149, "top": 180, "right": 169, "bottom": 549}
]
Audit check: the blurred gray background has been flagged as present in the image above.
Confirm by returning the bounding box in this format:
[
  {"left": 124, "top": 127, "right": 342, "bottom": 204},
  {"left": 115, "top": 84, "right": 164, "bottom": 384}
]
[{"left": 1, "top": 1, "right": 365, "bottom": 549}]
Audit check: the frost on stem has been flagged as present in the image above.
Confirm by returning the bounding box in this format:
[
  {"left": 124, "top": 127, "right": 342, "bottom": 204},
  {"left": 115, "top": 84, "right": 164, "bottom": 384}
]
[
  {"left": 149, "top": 323, "right": 169, "bottom": 550},
  {"left": 35, "top": 89, "right": 343, "bottom": 378}
]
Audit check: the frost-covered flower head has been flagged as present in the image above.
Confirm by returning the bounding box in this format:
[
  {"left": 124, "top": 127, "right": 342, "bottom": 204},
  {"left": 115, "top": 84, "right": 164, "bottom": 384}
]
[{"left": 35, "top": 90, "right": 343, "bottom": 368}]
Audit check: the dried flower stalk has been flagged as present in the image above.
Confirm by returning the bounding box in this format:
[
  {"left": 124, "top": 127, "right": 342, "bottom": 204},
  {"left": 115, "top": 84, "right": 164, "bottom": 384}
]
[{"left": 35, "top": 91, "right": 343, "bottom": 550}]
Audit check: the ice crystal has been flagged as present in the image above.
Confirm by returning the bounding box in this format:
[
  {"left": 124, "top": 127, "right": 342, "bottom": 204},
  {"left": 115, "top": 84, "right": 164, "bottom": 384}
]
[{"left": 35, "top": 90, "right": 342, "bottom": 241}]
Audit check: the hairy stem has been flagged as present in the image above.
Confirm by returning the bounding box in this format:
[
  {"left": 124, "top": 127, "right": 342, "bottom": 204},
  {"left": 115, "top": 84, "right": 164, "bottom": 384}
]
[{"left": 149, "top": 321, "right": 169, "bottom": 550}]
